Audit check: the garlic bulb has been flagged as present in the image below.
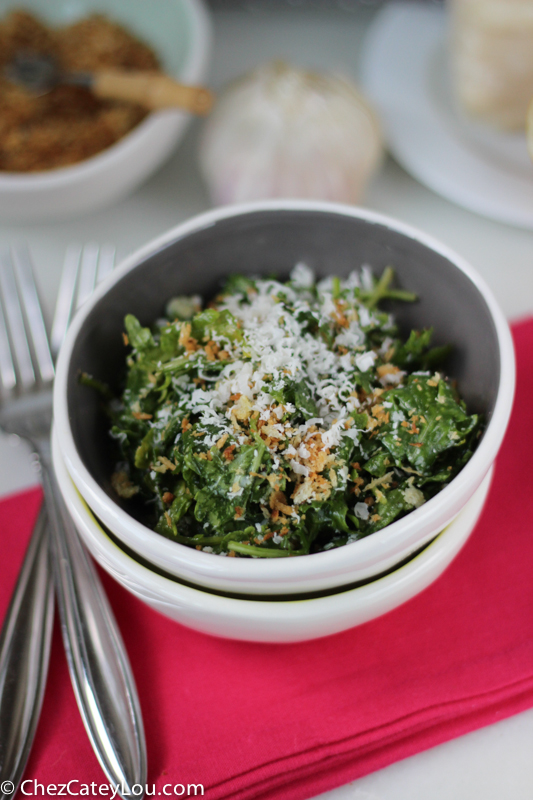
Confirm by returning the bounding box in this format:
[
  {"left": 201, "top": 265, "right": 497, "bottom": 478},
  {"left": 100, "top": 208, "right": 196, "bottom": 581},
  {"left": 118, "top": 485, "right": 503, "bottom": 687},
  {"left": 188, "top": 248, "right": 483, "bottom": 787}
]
[{"left": 199, "top": 61, "right": 383, "bottom": 206}]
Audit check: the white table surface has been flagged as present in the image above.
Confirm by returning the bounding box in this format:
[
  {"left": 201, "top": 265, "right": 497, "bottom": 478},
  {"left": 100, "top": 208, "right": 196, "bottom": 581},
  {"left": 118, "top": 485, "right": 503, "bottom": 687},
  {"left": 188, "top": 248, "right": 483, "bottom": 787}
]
[{"left": 1, "top": 4, "right": 532, "bottom": 799}]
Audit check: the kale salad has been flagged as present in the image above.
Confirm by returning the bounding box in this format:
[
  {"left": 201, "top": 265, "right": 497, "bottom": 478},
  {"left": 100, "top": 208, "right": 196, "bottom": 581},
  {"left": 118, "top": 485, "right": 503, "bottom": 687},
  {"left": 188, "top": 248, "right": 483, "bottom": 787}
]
[{"left": 103, "top": 264, "right": 482, "bottom": 558}]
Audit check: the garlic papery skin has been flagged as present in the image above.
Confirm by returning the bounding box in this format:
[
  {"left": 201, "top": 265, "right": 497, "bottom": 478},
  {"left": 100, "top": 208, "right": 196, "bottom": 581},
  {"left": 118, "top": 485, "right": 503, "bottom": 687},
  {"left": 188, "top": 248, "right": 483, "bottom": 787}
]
[{"left": 199, "top": 61, "right": 383, "bottom": 206}]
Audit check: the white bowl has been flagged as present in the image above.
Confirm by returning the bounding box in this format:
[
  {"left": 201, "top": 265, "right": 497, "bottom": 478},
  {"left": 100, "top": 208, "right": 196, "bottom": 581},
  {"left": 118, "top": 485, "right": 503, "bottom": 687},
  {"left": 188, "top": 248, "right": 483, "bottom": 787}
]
[
  {"left": 53, "top": 428, "right": 493, "bottom": 643},
  {"left": 0, "top": 0, "right": 212, "bottom": 222},
  {"left": 54, "top": 201, "right": 515, "bottom": 596}
]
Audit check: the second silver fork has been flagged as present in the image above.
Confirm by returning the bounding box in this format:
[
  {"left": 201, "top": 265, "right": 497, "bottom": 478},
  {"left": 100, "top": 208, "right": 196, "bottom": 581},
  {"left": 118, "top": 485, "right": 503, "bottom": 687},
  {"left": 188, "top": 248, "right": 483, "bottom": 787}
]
[
  {"left": 0, "top": 244, "right": 146, "bottom": 799},
  {"left": 51, "top": 243, "right": 115, "bottom": 356}
]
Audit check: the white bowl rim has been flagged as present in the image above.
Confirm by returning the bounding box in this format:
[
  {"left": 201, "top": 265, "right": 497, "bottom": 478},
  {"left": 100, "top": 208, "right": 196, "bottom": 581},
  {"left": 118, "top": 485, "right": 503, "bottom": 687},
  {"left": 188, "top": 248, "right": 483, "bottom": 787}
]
[
  {"left": 0, "top": 0, "right": 212, "bottom": 189},
  {"left": 52, "top": 425, "right": 492, "bottom": 626},
  {"left": 54, "top": 199, "right": 515, "bottom": 589}
]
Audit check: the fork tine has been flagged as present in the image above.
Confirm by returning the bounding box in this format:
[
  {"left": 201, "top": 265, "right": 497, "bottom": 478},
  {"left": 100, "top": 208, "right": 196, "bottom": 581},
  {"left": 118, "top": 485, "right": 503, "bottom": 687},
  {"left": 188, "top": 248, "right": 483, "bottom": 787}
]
[
  {"left": 11, "top": 245, "right": 55, "bottom": 385},
  {"left": 96, "top": 244, "right": 115, "bottom": 284},
  {"left": 50, "top": 244, "right": 81, "bottom": 360},
  {"left": 76, "top": 243, "right": 99, "bottom": 309},
  {"left": 0, "top": 248, "right": 34, "bottom": 390},
  {"left": 0, "top": 285, "right": 16, "bottom": 394}
]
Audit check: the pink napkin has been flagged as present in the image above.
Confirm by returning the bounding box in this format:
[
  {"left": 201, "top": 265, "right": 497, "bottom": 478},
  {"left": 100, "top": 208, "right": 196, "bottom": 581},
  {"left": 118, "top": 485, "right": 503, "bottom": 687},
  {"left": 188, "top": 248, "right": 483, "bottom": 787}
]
[{"left": 2, "top": 319, "right": 533, "bottom": 800}]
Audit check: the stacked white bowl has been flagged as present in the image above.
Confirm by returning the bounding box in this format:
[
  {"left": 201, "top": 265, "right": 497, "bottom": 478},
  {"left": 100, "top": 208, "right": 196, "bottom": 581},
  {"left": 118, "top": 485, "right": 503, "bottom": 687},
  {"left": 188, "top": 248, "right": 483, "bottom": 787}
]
[{"left": 53, "top": 202, "right": 515, "bottom": 642}]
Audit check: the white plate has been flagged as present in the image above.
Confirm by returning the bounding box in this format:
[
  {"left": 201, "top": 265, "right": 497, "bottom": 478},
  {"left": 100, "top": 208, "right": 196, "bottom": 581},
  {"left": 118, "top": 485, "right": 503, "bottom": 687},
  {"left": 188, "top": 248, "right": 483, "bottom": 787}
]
[
  {"left": 53, "top": 428, "right": 493, "bottom": 644},
  {"left": 360, "top": 3, "right": 533, "bottom": 230}
]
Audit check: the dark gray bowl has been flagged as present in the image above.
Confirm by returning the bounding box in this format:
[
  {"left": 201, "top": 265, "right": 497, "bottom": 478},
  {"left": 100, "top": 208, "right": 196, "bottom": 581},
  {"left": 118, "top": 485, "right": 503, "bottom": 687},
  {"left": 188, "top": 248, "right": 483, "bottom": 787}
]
[{"left": 54, "top": 202, "right": 515, "bottom": 596}]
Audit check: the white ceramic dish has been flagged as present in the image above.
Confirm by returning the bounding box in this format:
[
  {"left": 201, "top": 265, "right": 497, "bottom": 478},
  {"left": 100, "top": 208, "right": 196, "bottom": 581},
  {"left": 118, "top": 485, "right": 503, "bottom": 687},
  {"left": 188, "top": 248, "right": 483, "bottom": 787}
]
[
  {"left": 360, "top": 3, "right": 533, "bottom": 230},
  {"left": 53, "top": 428, "right": 493, "bottom": 643},
  {"left": 53, "top": 201, "right": 515, "bottom": 596},
  {"left": 0, "top": 0, "right": 212, "bottom": 222}
]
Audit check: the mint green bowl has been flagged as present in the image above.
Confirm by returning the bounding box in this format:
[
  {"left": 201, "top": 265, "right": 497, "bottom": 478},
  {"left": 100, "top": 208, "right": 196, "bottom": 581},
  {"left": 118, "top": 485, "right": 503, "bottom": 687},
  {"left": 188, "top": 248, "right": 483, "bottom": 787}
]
[{"left": 0, "top": 0, "right": 212, "bottom": 221}]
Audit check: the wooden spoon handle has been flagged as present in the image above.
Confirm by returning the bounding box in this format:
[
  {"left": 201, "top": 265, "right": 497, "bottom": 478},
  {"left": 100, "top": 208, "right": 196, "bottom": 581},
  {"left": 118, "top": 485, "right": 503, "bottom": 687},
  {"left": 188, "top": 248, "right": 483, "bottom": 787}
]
[{"left": 91, "top": 70, "right": 214, "bottom": 114}]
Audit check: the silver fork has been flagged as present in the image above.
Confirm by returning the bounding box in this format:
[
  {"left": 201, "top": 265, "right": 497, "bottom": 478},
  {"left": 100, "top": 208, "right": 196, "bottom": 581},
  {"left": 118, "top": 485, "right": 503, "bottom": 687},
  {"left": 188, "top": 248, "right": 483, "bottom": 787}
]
[
  {"left": 0, "top": 244, "right": 146, "bottom": 799},
  {"left": 50, "top": 243, "right": 116, "bottom": 357}
]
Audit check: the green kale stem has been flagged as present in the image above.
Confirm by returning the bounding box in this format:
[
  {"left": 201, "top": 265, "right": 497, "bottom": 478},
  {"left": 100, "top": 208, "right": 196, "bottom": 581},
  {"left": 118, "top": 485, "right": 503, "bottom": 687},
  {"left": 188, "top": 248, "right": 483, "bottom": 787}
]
[
  {"left": 78, "top": 371, "right": 113, "bottom": 401},
  {"left": 362, "top": 266, "right": 417, "bottom": 309},
  {"left": 169, "top": 532, "right": 226, "bottom": 546},
  {"left": 227, "top": 541, "right": 303, "bottom": 557}
]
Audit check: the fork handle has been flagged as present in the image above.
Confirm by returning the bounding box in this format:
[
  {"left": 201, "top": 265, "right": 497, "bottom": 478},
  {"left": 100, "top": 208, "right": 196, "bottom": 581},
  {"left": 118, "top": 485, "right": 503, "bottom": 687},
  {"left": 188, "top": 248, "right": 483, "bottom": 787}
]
[
  {"left": 39, "top": 456, "right": 147, "bottom": 796},
  {"left": 91, "top": 70, "right": 214, "bottom": 114},
  {"left": 0, "top": 505, "right": 54, "bottom": 797}
]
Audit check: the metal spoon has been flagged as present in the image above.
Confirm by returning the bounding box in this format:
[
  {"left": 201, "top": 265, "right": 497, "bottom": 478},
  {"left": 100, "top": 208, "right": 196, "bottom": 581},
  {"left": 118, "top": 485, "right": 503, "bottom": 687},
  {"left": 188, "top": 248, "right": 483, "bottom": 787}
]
[{"left": 4, "top": 52, "right": 214, "bottom": 115}]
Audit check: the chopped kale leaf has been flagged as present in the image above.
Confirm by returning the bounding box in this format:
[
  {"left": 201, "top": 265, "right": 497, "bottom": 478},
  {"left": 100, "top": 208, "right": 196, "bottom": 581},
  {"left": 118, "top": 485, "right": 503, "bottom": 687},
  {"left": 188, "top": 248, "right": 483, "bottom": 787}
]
[{"left": 99, "top": 264, "right": 482, "bottom": 557}]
